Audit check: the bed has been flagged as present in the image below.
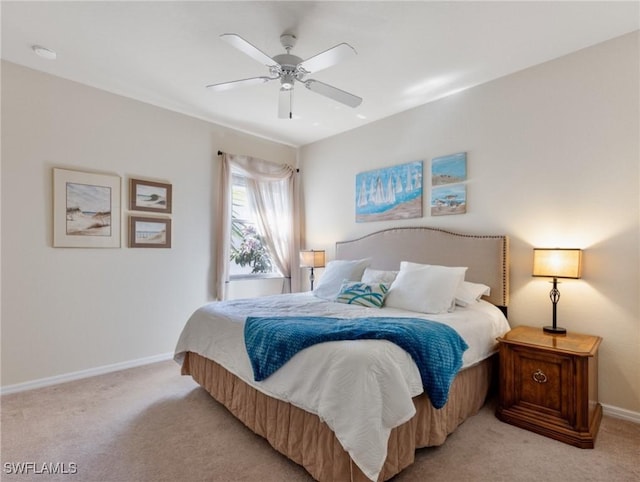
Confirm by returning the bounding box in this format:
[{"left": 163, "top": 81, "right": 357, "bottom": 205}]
[{"left": 175, "top": 227, "right": 510, "bottom": 481}]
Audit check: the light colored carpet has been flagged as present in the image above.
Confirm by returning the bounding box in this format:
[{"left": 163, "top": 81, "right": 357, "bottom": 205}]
[{"left": 1, "top": 360, "right": 638, "bottom": 481}]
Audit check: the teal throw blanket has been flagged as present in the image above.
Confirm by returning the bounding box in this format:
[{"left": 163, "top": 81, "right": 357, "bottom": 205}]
[{"left": 244, "top": 316, "right": 468, "bottom": 408}]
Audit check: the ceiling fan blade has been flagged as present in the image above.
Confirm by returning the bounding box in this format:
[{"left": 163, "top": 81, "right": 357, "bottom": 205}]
[
  {"left": 220, "top": 33, "right": 278, "bottom": 67},
  {"left": 305, "top": 79, "right": 362, "bottom": 108},
  {"left": 206, "top": 76, "right": 272, "bottom": 92},
  {"left": 298, "top": 43, "right": 356, "bottom": 74},
  {"left": 278, "top": 88, "right": 293, "bottom": 119}
]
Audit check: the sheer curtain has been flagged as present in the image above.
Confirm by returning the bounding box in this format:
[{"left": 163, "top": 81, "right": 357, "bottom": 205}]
[{"left": 214, "top": 153, "right": 300, "bottom": 300}]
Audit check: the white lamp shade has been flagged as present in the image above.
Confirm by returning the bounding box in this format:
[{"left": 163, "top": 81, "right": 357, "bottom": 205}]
[
  {"left": 532, "top": 248, "right": 582, "bottom": 279},
  {"left": 300, "top": 250, "right": 325, "bottom": 268}
]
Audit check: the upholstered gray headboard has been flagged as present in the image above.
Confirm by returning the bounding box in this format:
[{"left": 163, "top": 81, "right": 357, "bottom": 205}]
[{"left": 335, "top": 227, "right": 509, "bottom": 308}]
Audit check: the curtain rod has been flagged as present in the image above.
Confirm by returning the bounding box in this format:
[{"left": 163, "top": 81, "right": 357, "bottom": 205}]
[{"left": 218, "top": 150, "right": 299, "bottom": 172}]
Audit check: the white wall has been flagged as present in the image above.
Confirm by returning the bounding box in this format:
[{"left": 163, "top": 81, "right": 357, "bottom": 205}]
[
  {"left": 300, "top": 32, "right": 640, "bottom": 414},
  {"left": 1, "top": 61, "right": 296, "bottom": 387}
]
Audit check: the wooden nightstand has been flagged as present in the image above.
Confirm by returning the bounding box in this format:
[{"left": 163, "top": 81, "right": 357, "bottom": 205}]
[{"left": 496, "top": 325, "right": 602, "bottom": 448}]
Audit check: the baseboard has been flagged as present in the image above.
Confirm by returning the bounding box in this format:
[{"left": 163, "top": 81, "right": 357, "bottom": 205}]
[
  {"left": 602, "top": 403, "right": 640, "bottom": 424},
  {"left": 0, "top": 352, "right": 175, "bottom": 396}
]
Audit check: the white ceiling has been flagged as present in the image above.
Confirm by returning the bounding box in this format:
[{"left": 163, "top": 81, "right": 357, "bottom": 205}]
[{"left": 2, "top": 1, "right": 638, "bottom": 147}]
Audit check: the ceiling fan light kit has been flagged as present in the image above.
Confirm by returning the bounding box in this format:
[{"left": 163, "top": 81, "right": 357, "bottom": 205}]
[{"left": 207, "top": 33, "right": 362, "bottom": 119}]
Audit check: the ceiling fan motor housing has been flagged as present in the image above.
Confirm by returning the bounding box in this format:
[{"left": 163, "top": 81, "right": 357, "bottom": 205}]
[{"left": 272, "top": 52, "right": 305, "bottom": 88}]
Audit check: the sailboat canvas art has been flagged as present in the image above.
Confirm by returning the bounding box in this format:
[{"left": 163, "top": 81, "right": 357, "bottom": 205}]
[{"left": 356, "top": 161, "right": 423, "bottom": 223}]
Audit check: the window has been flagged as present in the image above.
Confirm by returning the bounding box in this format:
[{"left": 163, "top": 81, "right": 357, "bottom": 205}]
[
  {"left": 215, "top": 153, "right": 296, "bottom": 300},
  {"left": 229, "top": 174, "right": 281, "bottom": 277}
]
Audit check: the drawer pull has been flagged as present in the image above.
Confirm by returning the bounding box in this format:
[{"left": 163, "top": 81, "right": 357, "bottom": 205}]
[{"left": 532, "top": 369, "right": 548, "bottom": 384}]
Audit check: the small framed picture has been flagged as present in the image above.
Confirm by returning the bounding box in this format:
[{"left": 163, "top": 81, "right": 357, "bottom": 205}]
[
  {"left": 53, "top": 168, "right": 121, "bottom": 248},
  {"left": 431, "top": 152, "right": 467, "bottom": 186},
  {"left": 129, "top": 216, "right": 171, "bottom": 248},
  {"left": 129, "top": 178, "right": 172, "bottom": 213},
  {"left": 431, "top": 183, "right": 467, "bottom": 216}
]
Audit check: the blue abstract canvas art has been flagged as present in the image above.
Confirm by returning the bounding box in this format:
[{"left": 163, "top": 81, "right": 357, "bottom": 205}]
[
  {"left": 356, "top": 160, "right": 423, "bottom": 222},
  {"left": 432, "top": 152, "right": 467, "bottom": 186},
  {"left": 431, "top": 183, "right": 467, "bottom": 216},
  {"left": 430, "top": 152, "right": 467, "bottom": 216}
]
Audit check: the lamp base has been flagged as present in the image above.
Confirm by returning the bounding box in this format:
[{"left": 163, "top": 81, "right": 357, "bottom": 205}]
[{"left": 543, "top": 325, "right": 567, "bottom": 335}]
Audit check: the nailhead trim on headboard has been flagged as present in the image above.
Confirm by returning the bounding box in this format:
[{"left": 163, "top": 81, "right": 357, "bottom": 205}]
[{"left": 335, "top": 227, "right": 510, "bottom": 308}]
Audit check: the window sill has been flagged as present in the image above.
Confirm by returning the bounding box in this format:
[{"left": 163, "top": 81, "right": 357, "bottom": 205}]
[{"left": 229, "top": 274, "right": 284, "bottom": 281}]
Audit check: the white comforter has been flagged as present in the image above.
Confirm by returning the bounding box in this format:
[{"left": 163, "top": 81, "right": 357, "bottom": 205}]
[{"left": 174, "top": 293, "right": 510, "bottom": 481}]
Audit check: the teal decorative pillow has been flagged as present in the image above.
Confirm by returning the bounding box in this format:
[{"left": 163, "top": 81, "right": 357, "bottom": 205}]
[{"left": 336, "top": 281, "right": 389, "bottom": 308}]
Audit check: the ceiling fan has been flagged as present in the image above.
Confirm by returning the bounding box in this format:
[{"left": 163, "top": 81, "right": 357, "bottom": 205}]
[{"left": 207, "top": 33, "right": 363, "bottom": 119}]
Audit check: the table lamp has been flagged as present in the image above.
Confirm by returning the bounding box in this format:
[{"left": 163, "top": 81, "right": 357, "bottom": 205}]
[
  {"left": 532, "top": 248, "right": 582, "bottom": 335},
  {"left": 300, "top": 249, "right": 325, "bottom": 290}
]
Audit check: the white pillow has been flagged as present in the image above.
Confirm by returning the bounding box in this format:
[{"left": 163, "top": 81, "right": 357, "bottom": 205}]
[
  {"left": 455, "top": 281, "right": 491, "bottom": 307},
  {"left": 399, "top": 261, "right": 430, "bottom": 270},
  {"left": 398, "top": 261, "right": 485, "bottom": 307},
  {"left": 385, "top": 263, "right": 467, "bottom": 314},
  {"left": 361, "top": 268, "right": 398, "bottom": 285},
  {"left": 313, "top": 258, "right": 371, "bottom": 300}
]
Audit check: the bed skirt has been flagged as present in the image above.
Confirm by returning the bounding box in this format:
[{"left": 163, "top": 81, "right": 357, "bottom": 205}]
[{"left": 181, "top": 352, "right": 494, "bottom": 481}]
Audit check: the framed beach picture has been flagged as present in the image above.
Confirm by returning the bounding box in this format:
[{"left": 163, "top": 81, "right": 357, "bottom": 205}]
[
  {"left": 356, "top": 160, "right": 423, "bottom": 222},
  {"left": 53, "top": 168, "right": 121, "bottom": 248},
  {"left": 129, "top": 178, "right": 172, "bottom": 213},
  {"left": 129, "top": 216, "right": 171, "bottom": 248}
]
